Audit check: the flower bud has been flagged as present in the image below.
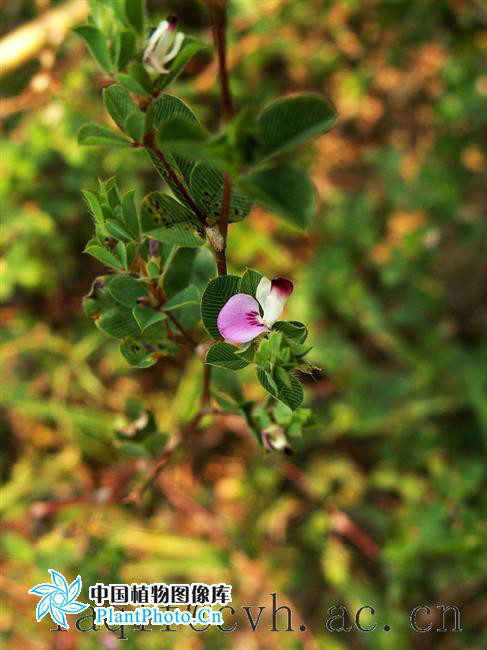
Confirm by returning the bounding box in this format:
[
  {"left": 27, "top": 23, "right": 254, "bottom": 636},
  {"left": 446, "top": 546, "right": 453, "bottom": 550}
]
[
  {"left": 262, "top": 426, "right": 292, "bottom": 454},
  {"left": 149, "top": 239, "right": 159, "bottom": 257},
  {"left": 143, "top": 16, "right": 185, "bottom": 74}
]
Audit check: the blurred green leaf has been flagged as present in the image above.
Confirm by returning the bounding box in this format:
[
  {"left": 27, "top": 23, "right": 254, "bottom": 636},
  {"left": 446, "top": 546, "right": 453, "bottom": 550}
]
[
  {"left": 257, "top": 93, "right": 336, "bottom": 159},
  {"left": 132, "top": 304, "right": 167, "bottom": 331},
  {"left": 154, "top": 37, "right": 210, "bottom": 92},
  {"left": 78, "top": 124, "right": 131, "bottom": 147},
  {"left": 116, "top": 29, "right": 136, "bottom": 70},
  {"left": 73, "top": 25, "right": 112, "bottom": 72},
  {"left": 124, "top": 0, "right": 144, "bottom": 34},
  {"left": 163, "top": 286, "right": 200, "bottom": 311},
  {"left": 242, "top": 165, "right": 316, "bottom": 229},
  {"left": 125, "top": 111, "right": 145, "bottom": 142}
]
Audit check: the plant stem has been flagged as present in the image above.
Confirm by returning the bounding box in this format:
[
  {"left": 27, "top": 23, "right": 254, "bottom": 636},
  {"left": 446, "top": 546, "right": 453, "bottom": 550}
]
[
  {"left": 208, "top": 0, "right": 234, "bottom": 277},
  {"left": 200, "top": 362, "right": 212, "bottom": 413},
  {"left": 166, "top": 312, "right": 199, "bottom": 350},
  {"left": 209, "top": 1, "right": 234, "bottom": 121},
  {"left": 144, "top": 131, "right": 207, "bottom": 227}
]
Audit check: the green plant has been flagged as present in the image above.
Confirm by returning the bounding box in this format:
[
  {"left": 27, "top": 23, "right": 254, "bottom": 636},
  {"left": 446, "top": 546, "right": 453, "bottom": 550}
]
[{"left": 76, "top": 0, "right": 336, "bottom": 456}]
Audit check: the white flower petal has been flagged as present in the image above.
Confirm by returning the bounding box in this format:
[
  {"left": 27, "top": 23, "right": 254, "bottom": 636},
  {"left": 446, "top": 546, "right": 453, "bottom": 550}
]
[
  {"left": 262, "top": 278, "right": 293, "bottom": 325},
  {"left": 256, "top": 276, "right": 271, "bottom": 311},
  {"left": 161, "top": 32, "right": 185, "bottom": 64}
]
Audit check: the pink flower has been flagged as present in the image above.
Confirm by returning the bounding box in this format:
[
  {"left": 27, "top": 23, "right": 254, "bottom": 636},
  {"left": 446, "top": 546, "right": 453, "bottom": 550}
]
[{"left": 217, "top": 276, "right": 293, "bottom": 343}]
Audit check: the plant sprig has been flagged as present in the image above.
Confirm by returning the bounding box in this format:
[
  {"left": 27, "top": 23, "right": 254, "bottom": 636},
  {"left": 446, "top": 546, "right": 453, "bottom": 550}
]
[{"left": 76, "top": 0, "right": 336, "bottom": 456}]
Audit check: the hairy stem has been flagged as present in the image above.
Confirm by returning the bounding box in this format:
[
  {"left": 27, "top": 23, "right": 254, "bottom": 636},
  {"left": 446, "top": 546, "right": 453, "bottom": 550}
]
[
  {"left": 209, "top": 1, "right": 234, "bottom": 121},
  {"left": 209, "top": 0, "right": 234, "bottom": 277}
]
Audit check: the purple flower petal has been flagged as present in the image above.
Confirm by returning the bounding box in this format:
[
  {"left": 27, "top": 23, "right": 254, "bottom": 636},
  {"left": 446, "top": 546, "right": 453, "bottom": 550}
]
[
  {"left": 271, "top": 277, "right": 293, "bottom": 298},
  {"left": 217, "top": 294, "right": 268, "bottom": 343}
]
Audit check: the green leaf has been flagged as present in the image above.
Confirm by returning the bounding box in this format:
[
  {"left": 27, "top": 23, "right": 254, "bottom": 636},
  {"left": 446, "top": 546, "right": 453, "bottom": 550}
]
[
  {"left": 78, "top": 124, "right": 131, "bottom": 147},
  {"left": 118, "top": 63, "right": 152, "bottom": 96},
  {"left": 201, "top": 275, "right": 240, "bottom": 339},
  {"left": 115, "top": 241, "right": 128, "bottom": 268},
  {"left": 126, "top": 241, "right": 137, "bottom": 267},
  {"left": 147, "top": 260, "right": 160, "bottom": 277},
  {"left": 105, "top": 0, "right": 129, "bottom": 24},
  {"left": 125, "top": 111, "right": 145, "bottom": 142},
  {"left": 132, "top": 304, "right": 167, "bottom": 331},
  {"left": 108, "top": 274, "right": 148, "bottom": 307},
  {"left": 192, "top": 248, "right": 217, "bottom": 290},
  {"left": 73, "top": 25, "right": 112, "bottom": 73},
  {"left": 154, "top": 37, "right": 209, "bottom": 92},
  {"left": 239, "top": 269, "right": 263, "bottom": 297},
  {"left": 146, "top": 95, "right": 200, "bottom": 203},
  {"left": 117, "top": 30, "right": 136, "bottom": 70},
  {"left": 190, "top": 162, "right": 253, "bottom": 223},
  {"left": 257, "top": 367, "right": 304, "bottom": 410},
  {"left": 162, "top": 248, "right": 215, "bottom": 298},
  {"left": 103, "top": 84, "right": 138, "bottom": 128},
  {"left": 84, "top": 244, "right": 124, "bottom": 270},
  {"left": 272, "top": 320, "right": 308, "bottom": 343},
  {"left": 105, "top": 219, "right": 132, "bottom": 241},
  {"left": 97, "top": 305, "right": 141, "bottom": 339},
  {"left": 275, "top": 366, "right": 292, "bottom": 388},
  {"left": 117, "top": 73, "right": 148, "bottom": 96},
  {"left": 257, "top": 367, "right": 279, "bottom": 397},
  {"left": 121, "top": 190, "right": 140, "bottom": 238},
  {"left": 242, "top": 165, "right": 316, "bottom": 229},
  {"left": 257, "top": 93, "right": 336, "bottom": 159},
  {"left": 163, "top": 286, "right": 200, "bottom": 311},
  {"left": 82, "top": 190, "right": 104, "bottom": 226},
  {"left": 234, "top": 341, "right": 256, "bottom": 362},
  {"left": 277, "top": 373, "right": 304, "bottom": 410},
  {"left": 101, "top": 176, "right": 122, "bottom": 207},
  {"left": 152, "top": 93, "right": 198, "bottom": 126},
  {"left": 125, "top": 0, "right": 144, "bottom": 34},
  {"left": 287, "top": 339, "right": 312, "bottom": 359},
  {"left": 157, "top": 117, "right": 208, "bottom": 151},
  {"left": 120, "top": 337, "right": 158, "bottom": 368},
  {"left": 140, "top": 192, "right": 204, "bottom": 247},
  {"left": 128, "top": 62, "right": 152, "bottom": 93},
  {"left": 206, "top": 342, "right": 250, "bottom": 370}
]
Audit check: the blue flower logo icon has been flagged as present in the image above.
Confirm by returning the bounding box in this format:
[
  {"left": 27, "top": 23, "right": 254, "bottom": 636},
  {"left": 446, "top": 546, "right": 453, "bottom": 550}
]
[{"left": 28, "top": 569, "right": 89, "bottom": 629}]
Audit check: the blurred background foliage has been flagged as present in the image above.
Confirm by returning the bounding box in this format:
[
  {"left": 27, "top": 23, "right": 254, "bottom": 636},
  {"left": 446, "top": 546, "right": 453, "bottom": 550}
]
[{"left": 1, "top": 0, "right": 486, "bottom": 648}]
